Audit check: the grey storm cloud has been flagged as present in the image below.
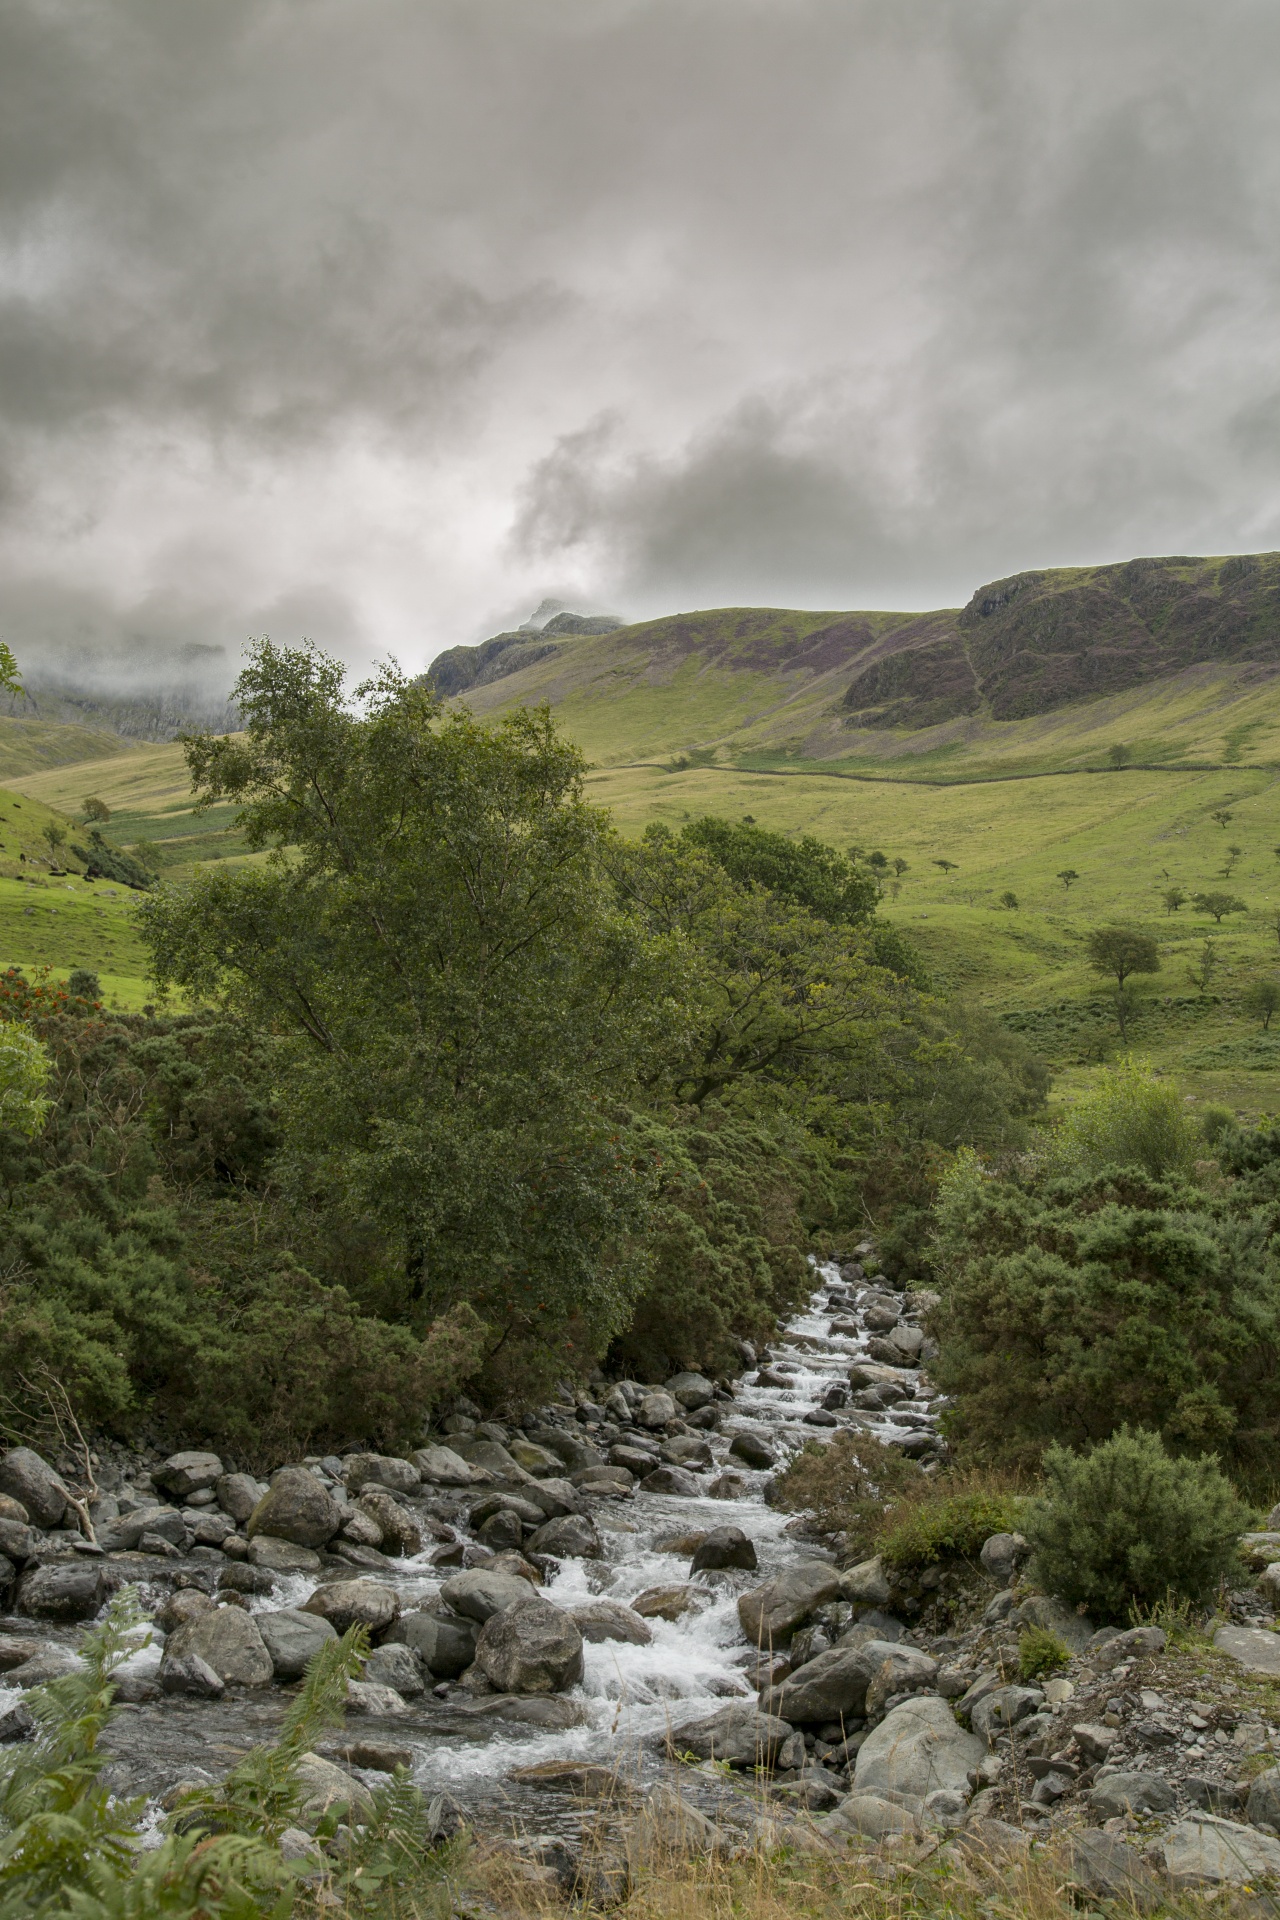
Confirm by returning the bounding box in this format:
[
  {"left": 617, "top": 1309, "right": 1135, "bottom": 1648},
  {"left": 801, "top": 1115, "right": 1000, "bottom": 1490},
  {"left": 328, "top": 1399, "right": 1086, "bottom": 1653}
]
[{"left": 3, "top": 0, "right": 1280, "bottom": 687}]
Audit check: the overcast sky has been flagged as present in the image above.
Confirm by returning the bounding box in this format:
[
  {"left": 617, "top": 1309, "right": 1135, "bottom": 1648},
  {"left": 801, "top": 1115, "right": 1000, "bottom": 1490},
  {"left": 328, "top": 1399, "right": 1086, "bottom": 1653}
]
[{"left": 5, "top": 0, "right": 1280, "bottom": 690}]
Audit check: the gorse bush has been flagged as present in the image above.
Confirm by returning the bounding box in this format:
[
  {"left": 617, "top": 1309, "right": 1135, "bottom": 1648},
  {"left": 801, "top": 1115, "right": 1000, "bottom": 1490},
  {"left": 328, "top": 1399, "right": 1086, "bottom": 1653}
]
[
  {"left": 877, "top": 1484, "right": 1027, "bottom": 1573},
  {"left": 1046, "top": 1056, "right": 1196, "bottom": 1180},
  {"left": 1022, "top": 1426, "right": 1247, "bottom": 1621},
  {"left": 1018, "top": 1627, "right": 1071, "bottom": 1681}
]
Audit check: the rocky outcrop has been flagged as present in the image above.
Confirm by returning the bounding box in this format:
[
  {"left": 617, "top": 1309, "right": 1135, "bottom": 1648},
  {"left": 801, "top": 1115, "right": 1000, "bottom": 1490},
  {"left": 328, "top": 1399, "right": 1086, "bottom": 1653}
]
[{"left": 474, "top": 1598, "right": 584, "bottom": 1694}]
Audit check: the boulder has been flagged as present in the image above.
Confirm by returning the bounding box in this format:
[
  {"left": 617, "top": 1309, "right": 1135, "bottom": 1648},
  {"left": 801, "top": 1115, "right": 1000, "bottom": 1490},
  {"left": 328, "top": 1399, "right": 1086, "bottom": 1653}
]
[
  {"left": 454, "top": 1439, "right": 530, "bottom": 1480},
  {"left": 0, "top": 1700, "right": 33, "bottom": 1743},
  {"left": 1088, "top": 1771, "right": 1175, "bottom": 1820},
  {"left": 0, "top": 1519, "right": 34, "bottom": 1564},
  {"left": 439, "top": 1569, "right": 533, "bottom": 1624},
  {"left": 477, "top": 1510, "right": 523, "bottom": 1552},
  {"left": 384, "top": 1609, "right": 477, "bottom": 1677},
  {"left": 708, "top": 1471, "right": 749, "bottom": 1499},
  {"left": 1214, "top": 1624, "right": 1280, "bottom": 1678},
  {"left": 1012, "top": 1593, "right": 1093, "bottom": 1652},
  {"left": 854, "top": 1695, "right": 984, "bottom": 1799},
  {"left": 294, "top": 1752, "right": 375, "bottom": 1828},
  {"left": 339, "top": 1509, "right": 384, "bottom": 1548},
  {"left": 356, "top": 1490, "right": 421, "bottom": 1558},
  {"left": 632, "top": 1584, "right": 704, "bottom": 1621},
  {"left": 640, "top": 1467, "right": 702, "bottom": 1497},
  {"left": 506, "top": 1439, "right": 564, "bottom": 1477},
  {"left": 970, "top": 1685, "right": 1044, "bottom": 1740},
  {"left": 1071, "top": 1721, "right": 1118, "bottom": 1763},
  {"left": 257, "top": 1608, "right": 339, "bottom": 1680},
  {"left": 738, "top": 1562, "right": 841, "bottom": 1646},
  {"left": 247, "top": 1469, "right": 342, "bottom": 1549},
  {"left": 610, "top": 1445, "right": 659, "bottom": 1476},
  {"left": 668, "top": 1702, "right": 793, "bottom": 1768},
  {"left": 631, "top": 1783, "right": 717, "bottom": 1859},
  {"left": 839, "top": 1556, "right": 892, "bottom": 1605},
  {"left": 247, "top": 1537, "right": 321, "bottom": 1575},
  {"left": 17, "top": 1563, "right": 114, "bottom": 1622},
  {"left": 864, "top": 1645, "right": 940, "bottom": 1718},
  {"left": 1239, "top": 1532, "right": 1280, "bottom": 1569},
  {"left": 410, "top": 1447, "right": 477, "bottom": 1487},
  {"left": 1087, "top": 1625, "right": 1166, "bottom": 1672},
  {"left": 475, "top": 1597, "right": 584, "bottom": 1694},
  {"left": 362, "top": 1642, "right": 424, "bottom": 1696},
  {"left": 191, "top": 1511, "right": 237, "bottom": 1547},
  {"left": 154, "top": 1452, "right": 224, "bottom": 1500},
  {"left": 1246, "top": 1769, "right": 1280, "bottom": 1830},
  {"left": 523, "top": 1478, "right": 581, "bottom": 1520},
  {"left": 979, "top": 1532, "right": 1029, "bottom": 1585},
  {"left": 1159, "top": 1815, "right": 1280, "bottom": 1888},
  {"left": 823, "top": 1795, "right": 920, "bottom": 1842},
  {"left": 1063, "top": 1830, "right": 1160, "bottom": 1907},
  {"left": 660, "top": 1436, "right": 713, "bottom": 1469},
  {"left": 219, "top": 1562, "right": 276, "bottom": 1597},
  {"left": 573, "top": 1467, "right": 634, "bottom": 1495},
  {"left": 0, "top": 1449, "right": 69, "bottom": 1529},
  {"left": 525, "top": 1514, "right": 602, "bottom": 1561},
  {"left": 159, "top": 1646, "right": 225, "bottom": 1698},
  {"left": 523, "top": 1428, "right": 603, "bottom": 1475},
  {"left": 100, "top": 1505, "right": 187, "bottom": 1552},
  {"left": 302, "top": 1578, "right": 400, "bottom": 1636},
  {"left": 156, "top": 1589, "right": 216, "bottom": 1633},
  {"left": 166, "top": 1606, "right": 272, "bottom": 1688},
  {"left": 690, "top": 1527, "right": 756, "bottom": 1573},
  {"left": 343, "top": 1454, "right": 420, "bottom": 1497},
  {"left": 771, "top": 1640, "right": 906, "bottom": 1724},
  {"left": 6, "top": 1647, "right": 82, "bottom": 1686},
  {"left": 346, "top": 1680, "right": 407, "bottom": 1715},
  {"left": 0, "top": 1495, "right": 27, "bottom": 1524},
  {"left": 637, "top": 1392, "right": 677, "bottom": 1428},
  {"left": 665, "top": 1372, "right": 716, "bottom": 1411},
  {"left": 728, "top": 1432, "right": 776, "bottom": 1470},
  {"left": 467, "top": 1494, "right": 547, "bottom": 1530},
  {"left": 568, "top": 1599, "right": 652, "bottom": 1646},
  {"left": 0, "top": 1638, "right": 50, "bottom": 1673},
  {"left": 215, "top": 1473, "right": 262, "bottom": 1524}
]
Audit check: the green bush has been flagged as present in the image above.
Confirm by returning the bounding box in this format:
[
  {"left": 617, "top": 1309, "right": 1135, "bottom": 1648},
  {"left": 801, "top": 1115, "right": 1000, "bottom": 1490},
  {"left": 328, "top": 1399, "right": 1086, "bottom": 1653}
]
[
  {"left": 1047, "top": 1057, "right": 1196, "bottom": 1180},
  {"left": 878, "top": 1488, "right": 1027, "bottom": 1572},
  {"left": 1018, "top": 1626, "right": 1070, "bottom": 1680},
  {"left": 1200, "top": 1102, "right": 1236, "bottom": 1145},
  {"left": 1022, "top": 1426, "right": 1247, "bottom": 1621}
]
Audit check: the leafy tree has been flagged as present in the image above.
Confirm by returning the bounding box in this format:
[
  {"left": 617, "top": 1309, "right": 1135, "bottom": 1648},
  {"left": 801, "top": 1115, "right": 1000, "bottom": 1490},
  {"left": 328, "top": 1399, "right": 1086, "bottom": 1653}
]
[
  {"left": 679, "top": 815, "right": 878, "bottom": 923},
  {"left": 81, "top": 796, "right": 110, "bottom": 823},
  {"left": 1162, "top": 886, "right": 1186, "bottom": 914},
  {"left": 65, "top": 968, "right": 100, "bottom": 1003},
  {"left": 1220, "top": 844, "right": 1244, "bottom": 878},
  {"left": 69, "top": 829, "right": 154, "bottom": 890},
  {"left": 933, "top": 858, "right": 958, "bottom": 874},
  {"left": 40, "top": 823, "right": 66, "bottom": 857},
  {"left": 1046, "top": 1056, "right": 1196, "bottom": 1180},
  {"left": 1107, "top": 743, "right": 1133, "bottom": 768},
  {"left": 1211, "top": 808, "right": 1234, "bottom": 828},
  {"left": 0, "top": 1024, "right": 50, "bottom": 1137},
  {"left": 1187, "top": 938, "right": 1220, "bottom": 997},
  {"left": 892, "top": 856, "right": 909, "bottom": 878},
  {"left": 1057, "top": 869, "right": 1079, "bottom": 890},
  {"left": 1243, "top": 979, "right": 1280, "bottom": 1030},
  {"left": 1085, "top": 927, "right": 1160, "bottom": 1038},
  {"left": 1192, "top": 891, "right": 1246, "bottom": 923},
  {"left": 1000, "top": 890, "right": 1019, "bottom": 910},
  {"left": 867, "top": 849, "right": 888, "bottom": 871}
]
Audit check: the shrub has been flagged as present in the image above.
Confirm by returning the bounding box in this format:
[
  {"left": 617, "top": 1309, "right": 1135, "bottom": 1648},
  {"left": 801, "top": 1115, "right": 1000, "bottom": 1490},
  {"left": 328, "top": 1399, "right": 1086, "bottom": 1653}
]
[
  {"left": 1200, "top": 1102, "right": 1236, "bottom": 1146},
  {"left": 1018, "top": 1626, "right": 1071, "bottom": 1680},
  {"left": 878, "top": 1484, "right": 1027, "bottom": 1572},
  {"left": 65, "top": 968, "right": 101, "bottom": 1002},
  {"left": 771, "top": 1431, "right": 924, "bottom": 1556},
  {"left": 1022, "top": 1426, "right": 1247, "bottom": 1621},
  {"left": 1047, "top": 1057, "right": 1196, "bottom": 1180}
]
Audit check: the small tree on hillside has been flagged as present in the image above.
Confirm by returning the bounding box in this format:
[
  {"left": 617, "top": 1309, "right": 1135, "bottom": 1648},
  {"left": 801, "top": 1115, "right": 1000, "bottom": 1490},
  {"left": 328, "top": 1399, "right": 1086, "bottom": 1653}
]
[
  {"left": 41, "top": 823, "right": 66, "bottom": 859},
  {"left": 1086, "top": 927, "right": 1160, "bottom": 1041},
  {"left": 1057, "top": 869, "right": 1079, "bottom": 891},
  {"left": 1271, "top": 907, "right": 1280, "bottom": 951},
  {"left": 1187, "top": 939, "right": 1220, "bottom": 998},
  {"left": 891, "top": 857, "right": 909, "bottom": 878},
  {"left": 1243, "top": 980, "right": 1280, "bottom": 1031},
  {"left": 1193, "top": 891, "right": 1246, "bottom": 924},
  {"left": 1211, "top": 808, "right": 1234, "bottom": 829},
  {"left": 1107, "top": 743, "right": 1133, "bottom": 768},
  {"left": 1000, "top": 891, "right": 1019, "bottom": 910},
  {"left": 1162, "top": 886, "right": 1186, "bottom": 914},
  {"left": 81, "top": 797, "right": 110, "bottom": 824},
  {"left": 933, "top": 858, "right": 958, "bottom": 875},
  {"left": 1220, "top": 844, "right": 1244, "bottom": 878}
]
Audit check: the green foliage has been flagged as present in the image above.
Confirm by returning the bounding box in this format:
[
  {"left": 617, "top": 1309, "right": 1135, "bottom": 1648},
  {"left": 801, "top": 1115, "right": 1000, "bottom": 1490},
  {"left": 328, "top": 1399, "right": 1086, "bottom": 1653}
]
[
  {"left": 678, "top": 815, "right": 879, "bottom": 923},
  {"left": 1018, "top": 1626, "right": 1071, "bottom": 1680},
  {"left": 999, "top": 891, "right": 1018, "bottom": 910},
  {"left": 64, "top": 970, "right": 100, "bottom": 1004},
  {"left": 1023, "top": 1426, "right": 1247, "bottom": 1621},
  {"left": 1199, "top": 1102, "right": 1236, "bottom": 1145},
  {"left": 69, "top": 831, "right": 153, "bottom": 891},
  {"left": 1085, "top": 926, "right": 1160, "bottom": 988},
  {"left": 771, "top": 1431, "right": 925, "bottom": 1557},
  {"left": 0, "top": 1023, "right": 50, "bottom": 1137},
  {"left": 877, "top": 1487, "right": 1026, "bottom": 1572},
  {"left": 1193, "top": 891, "right": 1247, "bottom": 923},
  {"left": 1163, "top": 886, "right": 1185, "bottom": 913},
  {"left": 1243, "top": 979, "right": 1280, "bottom": 1030},
  {"left": 930, "top": 1158, "right": 1280, "bottom": 1483},
  {"left": 1047, "top": 1056, "right": 1196, "bottom": 1180},
  {"left": 81, "top": 798, "right": 110, "bottom": 823}
]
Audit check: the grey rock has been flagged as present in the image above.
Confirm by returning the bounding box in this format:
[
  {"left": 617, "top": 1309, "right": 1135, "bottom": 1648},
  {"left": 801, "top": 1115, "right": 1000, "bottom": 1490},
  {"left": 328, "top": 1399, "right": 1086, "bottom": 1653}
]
[
  {"left": 525, "top": 1514, "right": 602, "bottom": 1560},
  {"left": 728, "top": 1432, "right": 775, "bottom": 1470},
  {"left": 0, "top": 1449, "right": 68, "bottom": 1529},
  {"left": 101, "top": 1505, "right": 187, "bottom": 1552},
  {"left": 409, "top": 1446, "right": 477, "bottom": 1487},
  {"left": 1012, "top": 1593, "right": 1093, "bottom": 1652},
  {"left": 1214, "top": 1624, "right": 1280, "bottom": 1678},
  {"left": 166, "top": 1606, "right": 272, "bottom": 1687},
  {"left": 573, "top": 1466, "right": 634, "bottom": 1494},
  {"left": 155, "top": 1452, "right": 224, "bottom": 1500},
  {"left": 640, "top": 1466, "right": 701, "bottom": 1497},
  {"left": 474, "top": 1597, "right": 584, "bottom": 1694},
  {"left": 344, "top": 1454, "right": 420, "bottom": 1496},
  {"left": 454, "top": 1438, "right": 531, "bottom": 1479},
  {"left": 1245, "top": 1769, "right": 1280, "bottom": 1831},
  {"left": 970, "top": 1685, "right": 1044, "bottom": 1740},
  {"left": 214, "top": 1473, "right": 262, "bottom": 1524},
  {"left": 362, "top": 1642, "right": 424, "bottom": 1696},
  {"left": 1088, "top": 1624, "right": 1167, "bottom": 1671},
  {"left": 637, "top": 1392, "right": 677, "bottom": 1428},
  {"left": 568, "top": 1599, "right": 652, "bottom": 1646},
  {"left": 1160, "top": 1815, "right": 1280, "bottom": 1887},
  {"left": 339, "top": 1509, "right": 383, "bottom": 1548},
  {"left": 469, "top": 1492, "right": 545, "bottom": 1529},
  {"left": 294, "top": 1752, "right": 375, "bottom": 1828},
  {"left": 864, "top": 1645, "right": 940, "bottom": 1718},
  {"left": 708, "top": 1471, "right": 750, "bottom": 1499},
  {"left": 1071, "top": 1721, "right": 1117, "bottom": 1762},
  {"left": 247, "top": 1469, "right": 342, "bottom": 1549},
  {"left": 523, "top": 1478, "right": 581, "bottom": 1520},
  {"left": 665, "top": 1372, "right": 716, "bottom": 1411},
  {"left": 257, "top": 1608, "right": 339, "bottom": 1679},
  {"left": 190, "top": 1511, "right": 237, "bottom": 1547},
  {"left": 660, "top": 1436, "right": 713, "bottom": 1469},
  {"left": 440, "top": 1569, "right": 535, "bottom": 1624},
  {"left": 523, "top": 1427, "right": 603, "bottom": 1475},
  {"left": 838, "top": 1556, "right": 892, "bottom": 1605},
  {"left": 771, "top": 1640, "right": 902, "bottom": 1724},
  {"left": 6, "top": 1647, "right": 82, "bottom": 1686},
  {"left": 383, "top": 1608, "right": 477, "bottom": 1677},
  {"left": 302, "top": 1578, "right": 400, "bottom": 1635},
  {"left": 738, "top": 1562, "right": 841, "bottom": 1647},
  {"left": 159, "top": 1646, "right": 225, "bottom": 1698},
  {"left": 0, "top": 1519, "right": 35, "bottom": 1564},
  {"left": 922, "top": 1789, "right": 968, "bottom": 1830},
  {"left": 505, "top": 1438, "right": 565, "bottom": 1476},
  {"left": 356, "top": 1489, "right": 421, "bottom": 1557},
  {"left": 0, "top": 1700, "right": 33, "bottom": 1743},
  {"left": 17, "top": 1562, "right": 114, "bottom": 1622},
  {"left": 1088, "top": 1770, "right": 1175, "bottom": 1820},
  {"left": 247, "top": 1537, "right": 322, "bottom": 1575},
  {"left": 668, "top": 1701, "right": 793, "bottom": 1768},
  {"left": 854, "top": 1695, "right": 985, "bottom": 1800},
  {"left": 978, "top": 1532, "right": 1028, "bottom": 1585},
  {"left": 690, "top": 1527, "right": 757, "bottom": 1573},
  {"left": 822, "top": 1794, "right": 920, "bottom": 1841},
  {"left": 218, "top": 1562, "right": 276, "bottom": 1597},
  {"left": 345, "top": 1679, "right": 408, "bottom": 1715}
]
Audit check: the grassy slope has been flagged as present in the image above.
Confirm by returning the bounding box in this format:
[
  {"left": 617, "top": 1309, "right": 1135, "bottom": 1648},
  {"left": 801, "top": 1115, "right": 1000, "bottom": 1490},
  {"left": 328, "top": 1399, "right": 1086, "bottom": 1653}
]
[{"left": 0, "top": 712, "right": 128, "bottom": 779}]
